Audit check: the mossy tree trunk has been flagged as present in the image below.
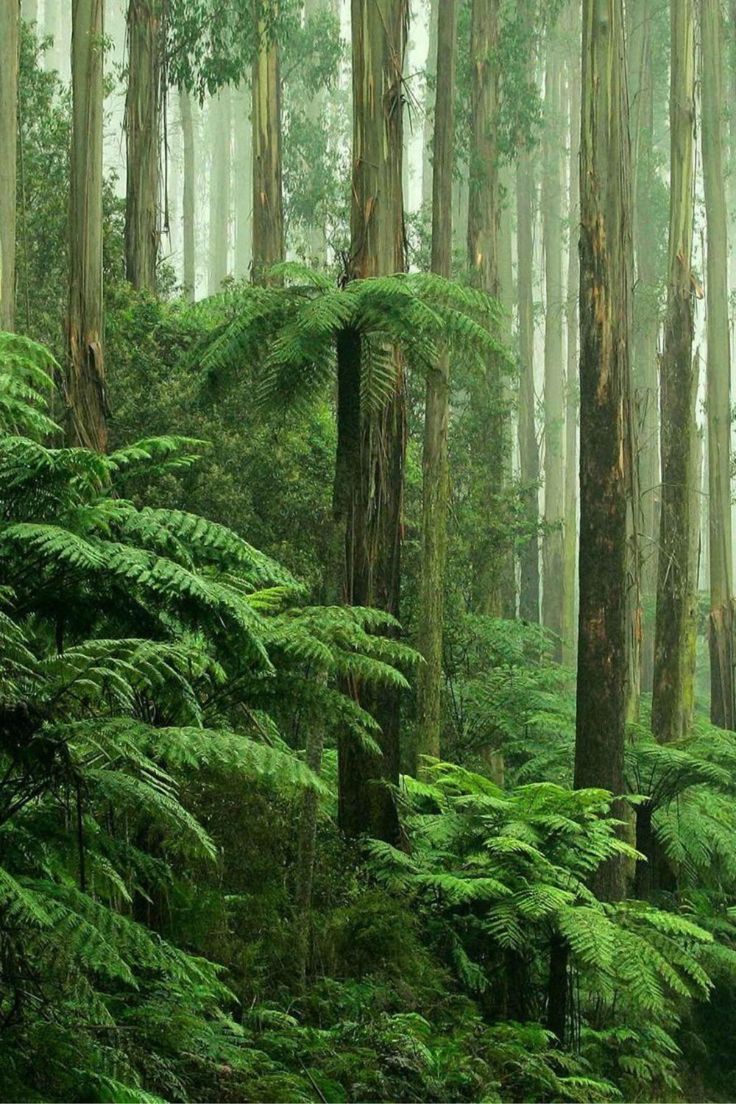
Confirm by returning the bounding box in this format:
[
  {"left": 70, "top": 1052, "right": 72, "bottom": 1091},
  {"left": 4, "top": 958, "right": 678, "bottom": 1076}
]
[
  {"left": 701, "top": 0, "right": 735, "bottom": 730},
  {"left": 336, "top": 0, "right": 408, "bottom": 844},
  {"left": 67, "top": 0, "right": 107, "bottom": 452},
  {"left": 124, "top": 0, "right": 162, "bottom": 291},
  {"left": 651, "top": 0, "right": 697, "bottom": 745},
  {"left": 574, "top": 0, "right": 633, "bottom": 903},
  {"left": 542, "top": 30, "right": 565, "bottom": 657},
  {"left": 416, "top": 0, "right": 457, "bottom": 764},
  {"left": 0, "top": 0, "right": 18, "bottom": 332},
  {"left": 252, "top": 0, "right": 284, "bottom": 284}
]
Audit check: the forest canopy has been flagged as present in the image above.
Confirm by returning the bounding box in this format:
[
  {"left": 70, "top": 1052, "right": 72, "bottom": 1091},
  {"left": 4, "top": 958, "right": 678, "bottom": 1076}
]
[{"left": 2, "top": 1, "right": 736, "bottom": 1102}]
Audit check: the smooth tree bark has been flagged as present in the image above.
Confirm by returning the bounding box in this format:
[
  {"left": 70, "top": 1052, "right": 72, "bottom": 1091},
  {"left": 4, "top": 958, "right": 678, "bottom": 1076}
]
[
  {"left": 336, "top": 0, "right": 408, "bottom": 844},
  {"left": 208, "top": 88, "right": 232, "bottom": 294},
  {"left": 563, "top": 15, "right": 581, "bottom": 666},
  {"left": 125, "top": 0, "right": 162, "bottom": 291},
  {"left": 416, "top": 0, "right": 457, "bottom": 763},
  {"left": 467, "top": 0, "right": 511, "bottom": 616},
  {"left": 542, "top": 33, "right": 565, "bottom": 656},
  {"left": 0, "top": 0, "right": 19, "bottom": 332},
  {"left": 628, "top": 0, "right": 660, "bottom": 692},
  {"left": 179, "top": 88, "right": 196, "bottom": 300},
  {"left": 233, "top": 81, "right": 253, "bottom": 277},
  {"left": 574, "top": 0, "right": 633, "bottom": 902},
  {"left": 252, "top": 0, "right": 284, "bottom": 283},
  {"left": 421, "top": 0, "right": 439, "bottom": 212},
  {"left": 67, "top": 0, "right": 107, "bottom": 452},
  {"left": 651, "top": 0, "right": 697, "bottom": 745},
  {"left": 701, "top": 0, "right": 735, "bottom": 730}
]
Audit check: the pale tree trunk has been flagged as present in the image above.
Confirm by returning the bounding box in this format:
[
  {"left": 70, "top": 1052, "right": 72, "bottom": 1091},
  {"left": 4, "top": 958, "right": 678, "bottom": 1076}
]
[
  {"left": 179, "top": 88, "right": 196, "bottom": 300},
  {"left": 574, "top": 0, "right": 633, "bottom": 904},
  {"left": 542, "top": 32, "right": 565, "bottom": 657},
  {"left": 208, "top": 89, "right": 231, "bottom": 294},
  {"left": 124, "top": 0, "right": 162, "bottom": 291},
  {"left": 21, "top": 0, "right": 36, "bottom": 24},
  {"left": 46, "top": 0, "right": 70, "bottom": 80},
  {"left": 67, "top": 0, "right": 107, "bottom": 452},
  {"left": 233, "top": 81, "right": 252, "bottom": 278},
  {"left": 421, "top": 0, "right": 438, "bottom": 212},
  {"left": 0, "top": 0, "right": 18, "bottom": 332},
  {"left": 701, "top": 0, "right": 735, "bottom": 730},
  {"left": 628, "top": 0, "right": 660, "bottom": 693},
  {"left": 337, "top": 0, "right": 408, "bottom": 844},
  {"left": 416, "top": 0, "right": 457, "bottom": 763},
  {"left": 563, "top": 3, "right": 580, "bottom": 667},
  {"left": 303, "top": 0, "right": 330, "bottom": 263},
  {"left": 652, "top": 0, "right": 697, "bottom": 745},
  {"left": 467, "top": 0, "right": 512, "bottom": 616},
  {"left": 252, "top": 0, "right": 284, "bottom": 283}
]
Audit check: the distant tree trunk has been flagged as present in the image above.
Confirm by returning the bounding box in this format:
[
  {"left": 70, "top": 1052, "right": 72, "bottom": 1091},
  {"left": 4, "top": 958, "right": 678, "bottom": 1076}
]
[
  {"left": 563, "top": 9, "right": 581, "bottom": 667},
  {"left": 337, "top": 0, "right": 407, "bottom": 844},
  {"left": 416, "top": 0, "right": 457, "bottom": 764},
  {"left": 233, "top": 81, "right": 253, "bottom": 277},
  {"left": 542, "top": 33, "right": 565, "bottom": 657},
  {"left": 629, "top": 0, "right": 660, "bottom": 694},
  {"left": 252, "top": 0, "right": 284, "bottom": 283},
  {"left": 421, "top": 0, "right": 439, "bottom": 212},
  {"left": 67, "top": 0, "right": 106, "bottom": 452},
  {"left": 124, "top": 0, "right": 162, "bottom": 291},
  {"left": 467, "top": 0, "right": 511, "bottom": 616},
  {"left": 574, "top": 0, "right": 632, "bottom": 903},
  {"left": 652, "top": 0, "right": 697, "bottom": 745},
  {"left": 179, "top": 88, "right": 196, "bottom": 300},
  {"left": 701, "top": 0, "right": 735, "bottom": 730},
  {"left": 45, "top": 0, "right": 69, "bottom": 79},
  {"left": 21, "top": 0, "right": 37, "bottom": 23},
  {"left": 0, "top": 0, "right": 18, "bottom": 332},
  {"left": 208, "top": 89, "right": 231, "bottom": 294}
]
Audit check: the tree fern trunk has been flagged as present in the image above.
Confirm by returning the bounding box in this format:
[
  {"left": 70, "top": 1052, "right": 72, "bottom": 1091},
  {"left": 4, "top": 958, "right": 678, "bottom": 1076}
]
[{"left": 67, "top": 0, "right": 107, "bottom": 452}]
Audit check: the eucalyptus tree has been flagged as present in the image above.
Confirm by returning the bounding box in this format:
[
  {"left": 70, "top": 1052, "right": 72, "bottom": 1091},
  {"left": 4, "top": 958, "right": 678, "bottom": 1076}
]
[
  {"left": 574, "top": 0, "right": 633, "bottom": 903},
  {"left": 0, "top": 0, "right": 18, "bottom": 331},
  {"left": 125, "top": 0, "right": 163, "bottom": 290},
  {"left": 701, "top": 0, "right": 735, "bottom": 730},
  {"left": 252, "top": 0, "right": 284, "bottom": 281},
  {"left": 652, "top": 0, "right": 697, "bottom": 745},
  {"left": 233, "top": 81, "right": 252, "bottom": 276},
  {"left": 179, "top": 88, "right": 196, "bottom": 298},
  {"left": 416, "top": 0, "right": 458, "bottom": 762},
  {"left": 208, "top": 88, "right": 232, "bottom": 292},
  {"left": 67, "top": 0, "right": 107, "bottom": 452}
]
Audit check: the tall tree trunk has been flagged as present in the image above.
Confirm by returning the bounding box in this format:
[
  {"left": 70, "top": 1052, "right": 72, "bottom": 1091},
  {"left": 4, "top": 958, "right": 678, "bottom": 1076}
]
[
  {"left": 467, "top": 0, "right": 510, "bottom": 616},
  {"left": 421, "top": 0, "right": 439, "bottom": 212},
  {"left": 67, "top": 0, "right": 107, "bottom": 452},
  {"left": 701, "top": 0, "right": 735, "bottom": 730},
  {"left": 124, "top": 0, "right": 162, "bottom": 291},
  {"left": 208, "top": 89, "right": 231, "bottom": 294},
  {"left": 574, "top": 0, "right": 632, "bottom": 903},
  {"left": 563, "top": 7, "right": 581, "bottom": 667},
  {"left": 629, "top": 0, "right": 660, "bottom": 694},
  {"left": 179, "top": 88, "right": 196, "bottom": 300},
  {"left": 45, "top": 0, "right": 70, "bottom": 80},
  {"left": 294, "top": 722, "right": 325, "bottom": 989},
  {"left": 416, "top": 0, "right": 457, "bottom": 764},
  {"left": 651, "top": 0, "right": 697, "bottom": 745},
  {"left": 337, "top": 0, "right": 408, "bottom": 844},
  {"left": 21, "top": 0, "right": 37, "bottom": 23},
  {"left": 0, "top": 0, "right": 18, "bottom": 332},
  {"left": 233, "top": 81, "right": 253, "bottom": 278},
  {"left": 542, "top": 32, "right": 565, "bottom": 657},
  {"left": 252, "top": 0, "right": 284, "bottom": 283}
]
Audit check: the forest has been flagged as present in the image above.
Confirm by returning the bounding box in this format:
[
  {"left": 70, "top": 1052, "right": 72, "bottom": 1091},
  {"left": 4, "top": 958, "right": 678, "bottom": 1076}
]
[{"left": 2, "top": 0, "right": 736, "bottom": 1101}]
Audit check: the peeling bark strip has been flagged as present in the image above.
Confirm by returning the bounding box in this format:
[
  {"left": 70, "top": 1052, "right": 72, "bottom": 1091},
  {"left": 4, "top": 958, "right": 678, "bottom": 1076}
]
[
  {"left": 67, "top": 0, "right": 107, "bottom": 452},
  {"left": 125, "top": 0, "right": 162, "bottom": 291},
  {"left": 574, "top": 0, "right": 633, "bottom": 903},
  {"left": 0, "top": 0, "right": 18, "bottom": 331},
  {"left": 652, "top": 0, "right": 697, "bottom": 745},
  {"left": 416, "top": 0, "right": 457, "bottom": 764},
  {"left": 701, "top": 0, "right": 736, "bottom": 730},
  {"left": 338, "top": 0, "right": 408, "bottom": 844},
  {"left": 251, "top": 0, "right": 284, "bottom": 284}
]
